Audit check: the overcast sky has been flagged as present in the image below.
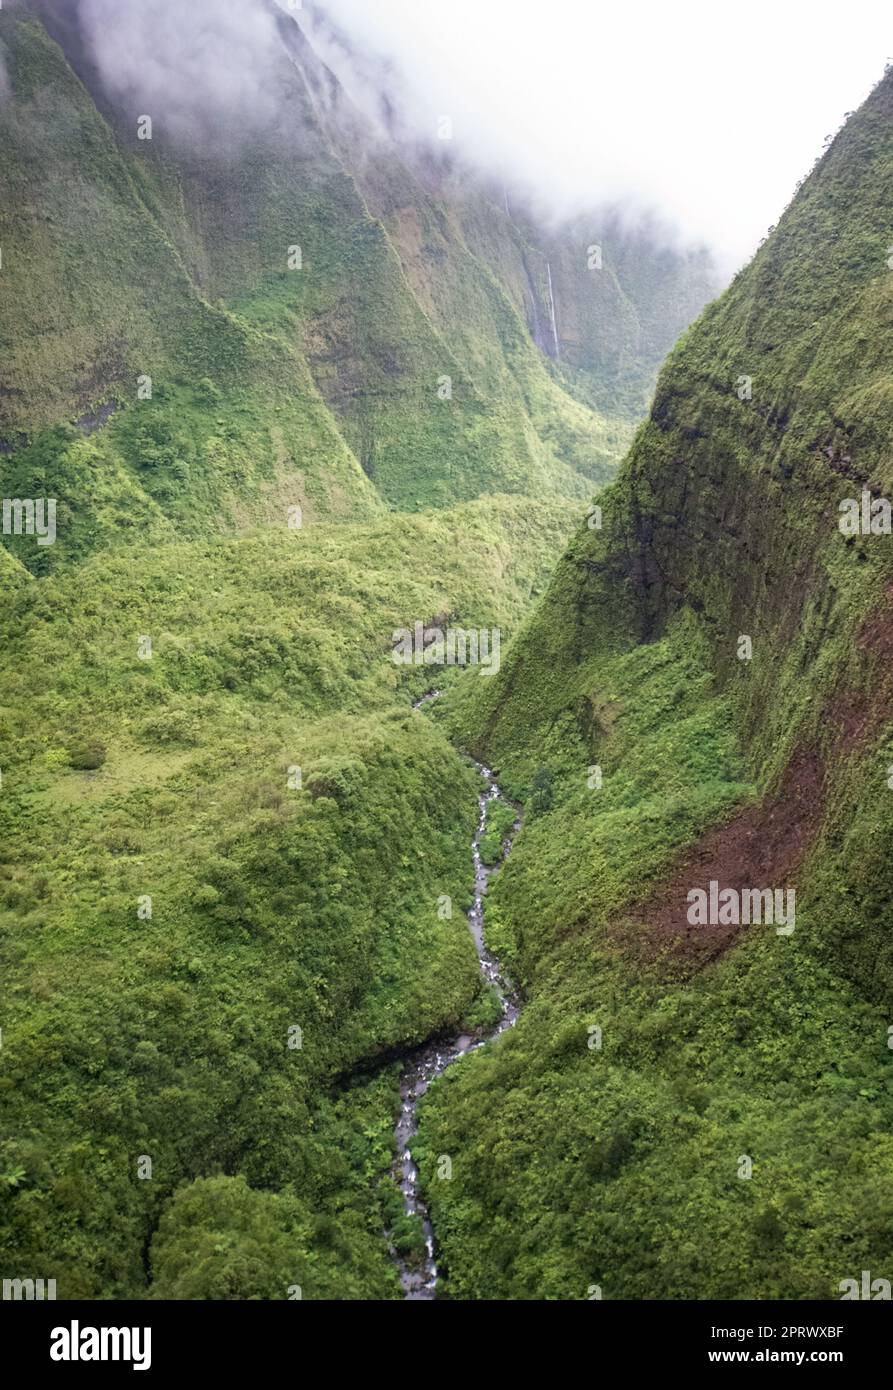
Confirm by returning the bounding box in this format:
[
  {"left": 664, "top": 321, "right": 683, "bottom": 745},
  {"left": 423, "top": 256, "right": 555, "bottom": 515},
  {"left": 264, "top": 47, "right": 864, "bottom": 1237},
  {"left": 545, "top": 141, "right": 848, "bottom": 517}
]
[{"left": 316, "top": 0, "right": 890, "bottom": 272}]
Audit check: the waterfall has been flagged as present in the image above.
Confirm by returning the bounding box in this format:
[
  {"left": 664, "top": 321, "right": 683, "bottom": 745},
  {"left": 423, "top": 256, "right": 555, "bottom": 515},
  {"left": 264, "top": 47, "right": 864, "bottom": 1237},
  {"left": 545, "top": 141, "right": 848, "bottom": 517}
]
[{"left": 546, "top": 261, "right": 561, "bottom": 361}]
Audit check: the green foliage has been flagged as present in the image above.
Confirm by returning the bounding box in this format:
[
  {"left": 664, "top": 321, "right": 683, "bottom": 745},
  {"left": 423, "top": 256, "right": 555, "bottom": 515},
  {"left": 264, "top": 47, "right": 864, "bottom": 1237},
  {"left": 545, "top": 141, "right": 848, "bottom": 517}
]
[
  {"left": 0, "top": 5, "right": 695, "bottom": 530},
  {"left": 529, "top": 767, "right": 555, "bottom": 815},
  {"left": 67, "top": 743, "right": 106, "bottom": 771},
  {"left": 0, "top": 493, "right": 578, "bottom": 1296},
  {"left": 478, "top": 799, "right": 517, "bottom": 867},
  {"left": 416, "top": 69, "right": 893, "bottom": 1299},
  {"left": 0, "top": 0, "right": 801, "bottom": 1306},
  {"left": 389, "top": 1213, "right": 427, "bottom": 1262},
  {"left": 417, "top": 615, "right": 893, "bottom": 1296},
  {"left": 462, "top": 985, "right": 504, "bottom": 1033}
]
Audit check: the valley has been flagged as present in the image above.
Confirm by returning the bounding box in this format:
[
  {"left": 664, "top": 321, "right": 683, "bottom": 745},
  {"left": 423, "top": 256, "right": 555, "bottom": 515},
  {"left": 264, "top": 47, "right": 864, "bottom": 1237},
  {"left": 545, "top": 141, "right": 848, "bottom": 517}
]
[{"left": 1, "top": 0, "right": 891, "bottom": 1308}]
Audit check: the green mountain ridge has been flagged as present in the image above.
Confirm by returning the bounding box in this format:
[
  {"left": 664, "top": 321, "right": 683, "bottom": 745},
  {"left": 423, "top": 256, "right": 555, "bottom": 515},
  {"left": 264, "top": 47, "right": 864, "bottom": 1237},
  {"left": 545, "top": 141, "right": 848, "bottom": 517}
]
[
  {"left": 5, "top": 0, "right": 872, "bottom": 1305},
  {"left": 416, "top": 66, "right": 893, "bottom": 1298},
  {"left": 0, "top": 0, "right": 717, "bottom": 539}
]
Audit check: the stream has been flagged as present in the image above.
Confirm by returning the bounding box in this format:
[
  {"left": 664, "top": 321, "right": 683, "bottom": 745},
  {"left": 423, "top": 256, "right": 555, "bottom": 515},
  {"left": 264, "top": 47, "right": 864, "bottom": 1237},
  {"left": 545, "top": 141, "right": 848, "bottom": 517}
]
[{"left": 388, "top": 691, "right": 523, "bottom": 1299}]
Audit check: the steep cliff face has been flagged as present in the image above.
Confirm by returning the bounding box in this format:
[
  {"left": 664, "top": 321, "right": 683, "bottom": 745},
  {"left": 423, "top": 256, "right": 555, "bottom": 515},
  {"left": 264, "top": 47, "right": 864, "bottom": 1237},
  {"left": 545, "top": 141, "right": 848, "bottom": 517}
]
[
  {"left": 2, "top": 0, "right": 696, "bottom": 1299},
  {"left": 470, "top": 65, "right": 893, "bottom": 846},
  {"left": 0, "top": 0, "right": 717, "bottom": 545},
  {"left": 281, "top": 2, "right": 719, "bottom": 417},
  {"left": 416, "top": 69, "right": 893, "bottom": 1300}
]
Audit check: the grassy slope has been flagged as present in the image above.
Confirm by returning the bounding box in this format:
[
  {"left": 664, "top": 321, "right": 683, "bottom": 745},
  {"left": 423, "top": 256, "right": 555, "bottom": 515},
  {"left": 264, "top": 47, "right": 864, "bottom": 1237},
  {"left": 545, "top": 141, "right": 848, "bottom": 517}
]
[
  {"left": 0, "top": 2, "right": 727, "bottom": 1301},
  {"left": 0, "top": 4, "right": 718, "bottom": 526},
  {"left": 0, "top": 495, "right": 579, "bottom": 1297},
  {"left": 0, "top": 11, "right": 383, "bottom": 558},
  {"left": 415, "top": 72, "right": 893, "bottom": 1298},
  {"left": 0, "top": 7, "right": 596, "bottom": 1299},
  {"left": 0, "top": 6, "right": 623, "bottom": 522}
]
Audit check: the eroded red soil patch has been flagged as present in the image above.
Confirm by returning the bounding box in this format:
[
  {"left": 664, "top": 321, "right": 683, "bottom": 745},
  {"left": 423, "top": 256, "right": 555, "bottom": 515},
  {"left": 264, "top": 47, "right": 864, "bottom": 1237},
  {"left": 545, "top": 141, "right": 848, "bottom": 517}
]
[
  {"left": 617, "top": 744, "right": 824, "bottom": 971},
  {"left": 616, "top": 586, "right": 893, "bottom": 973}
]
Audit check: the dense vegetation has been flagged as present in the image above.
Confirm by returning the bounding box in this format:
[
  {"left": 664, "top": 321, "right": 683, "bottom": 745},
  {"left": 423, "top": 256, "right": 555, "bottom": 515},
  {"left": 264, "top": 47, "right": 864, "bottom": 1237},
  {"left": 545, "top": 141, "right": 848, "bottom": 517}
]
[
  {"left": 0, "top": 2, "right": 714, "bottom": 524},
  {"left": 10, "top": 0, "right": 864, "bottom": 1306},
  {"left": 0, "top": 494, "right": 585, "bottom": 1296},
  {"left": 0, "top": 2, "right": 641, "bottom": 1296},
  {"left": 415, "top": 69, "right": 893, "bottom": 1298}
]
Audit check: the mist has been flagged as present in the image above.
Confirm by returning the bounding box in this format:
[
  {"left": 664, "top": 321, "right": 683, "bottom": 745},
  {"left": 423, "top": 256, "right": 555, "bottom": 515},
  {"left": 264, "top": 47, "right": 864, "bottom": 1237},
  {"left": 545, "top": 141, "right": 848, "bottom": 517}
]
[
  {"left": 77, "top": 0, "right": 287, "bottom": 150},
  {"left": 44, "top": 0, "right": 891, "bottom": 272},
  {"left": 309, "top": 0, "right": 891, "bottom": 272}
]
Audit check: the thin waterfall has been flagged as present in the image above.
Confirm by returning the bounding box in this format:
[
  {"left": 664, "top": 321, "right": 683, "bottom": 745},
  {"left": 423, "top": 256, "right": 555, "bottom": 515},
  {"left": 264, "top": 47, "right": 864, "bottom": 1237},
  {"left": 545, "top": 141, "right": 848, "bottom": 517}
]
[{"left": 546, "top": 261, "right": 561, "bottom": 360}]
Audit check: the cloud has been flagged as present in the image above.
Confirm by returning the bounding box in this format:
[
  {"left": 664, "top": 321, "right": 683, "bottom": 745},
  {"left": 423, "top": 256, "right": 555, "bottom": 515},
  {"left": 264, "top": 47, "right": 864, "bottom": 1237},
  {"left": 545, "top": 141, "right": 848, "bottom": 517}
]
[
  {"left": 78, "top": 0, "right": 287, "bottom": 151},
  {"left": 310, "top": 0, "right": 890, "bottom": 271},
  {"left": 62, "top": 0, "right": 890, "bottom": 269}
]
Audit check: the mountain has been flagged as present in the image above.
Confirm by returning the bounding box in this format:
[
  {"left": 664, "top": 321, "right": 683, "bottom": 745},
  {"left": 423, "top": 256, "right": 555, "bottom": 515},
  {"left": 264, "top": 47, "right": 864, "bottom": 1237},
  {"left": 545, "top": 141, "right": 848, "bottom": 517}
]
[
  {"left": 0, "top": 0, "right": 717, "bottom": 558},
  {"left": 0, "top": 0, "right": 721, "bottom": 1298},
  {"left": 418, "top": 66, "right": 893, "bottom": 1297}
]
